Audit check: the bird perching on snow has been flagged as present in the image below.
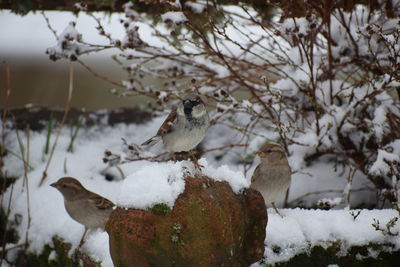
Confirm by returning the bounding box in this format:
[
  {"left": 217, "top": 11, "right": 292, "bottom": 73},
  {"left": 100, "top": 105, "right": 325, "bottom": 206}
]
[
  {"left": 50, "top": 177, "right": 115, "bottom": 247},
  {"left": 141, "top": 94, "right": 210, "bottom": 167},
  {"left": 250, "top": 144, "right": 291, "bottom": 217}
]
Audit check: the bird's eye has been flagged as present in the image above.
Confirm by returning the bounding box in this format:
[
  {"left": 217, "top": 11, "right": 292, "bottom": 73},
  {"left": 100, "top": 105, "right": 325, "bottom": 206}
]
[
  {"left": 266, "top": 149, "right": 272, "bottom": 153},
  {"left": 62, "top": 184, "right": 67, "bottom": 188}
]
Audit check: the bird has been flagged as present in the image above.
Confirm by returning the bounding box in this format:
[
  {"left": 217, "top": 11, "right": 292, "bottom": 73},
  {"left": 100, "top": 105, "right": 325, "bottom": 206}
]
[
  {"left": 141, "top": 93, "right": 210, "bottom": 167},
  {"left": 50, "top": 177, "right": 115, "bottom": 247},
  {"left": 250, "top": 144, "right": 291, "bottom": 217}
]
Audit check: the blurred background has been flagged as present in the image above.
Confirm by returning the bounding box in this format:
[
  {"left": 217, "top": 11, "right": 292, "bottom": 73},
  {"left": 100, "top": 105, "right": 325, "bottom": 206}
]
[{"left": 0, "top": 11, "right": 142, "bottom": 110}]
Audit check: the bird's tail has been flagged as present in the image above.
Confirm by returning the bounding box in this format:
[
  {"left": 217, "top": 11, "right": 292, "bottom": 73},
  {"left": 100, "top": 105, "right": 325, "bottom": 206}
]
[{"left": 141, "top": 136, "right": 161, "bottom": 147}]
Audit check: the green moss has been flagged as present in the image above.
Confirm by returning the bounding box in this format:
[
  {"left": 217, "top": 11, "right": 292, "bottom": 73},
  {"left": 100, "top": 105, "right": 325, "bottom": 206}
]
[{"left": 148, "top": 203, "right": 171, "bottom": 215}]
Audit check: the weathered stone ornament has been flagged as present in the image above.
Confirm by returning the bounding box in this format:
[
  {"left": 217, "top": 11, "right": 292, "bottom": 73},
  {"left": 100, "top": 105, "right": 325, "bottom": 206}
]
[{"left": 107, "top": 176, "right": 267, "bottom": 266}]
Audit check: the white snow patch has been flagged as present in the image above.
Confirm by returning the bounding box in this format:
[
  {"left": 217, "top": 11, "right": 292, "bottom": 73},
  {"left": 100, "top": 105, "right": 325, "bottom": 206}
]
[
  {"left": 199, "top": 158, "right": 250, "bottom": 193},
  {"left": 369, "top": 149, "right": 400, "bottom": 176},
  {"left": 262, "top": 209, "right": 400, "bottom": 264},
  {"left": 161, "top": 11, "right": 188, "bottom": 25},
  {"left": 117, "top": 161, "right": 186, "bottom": 209},
  {"left": 185, "top": 1, "right": 206, "bottom": 14}
]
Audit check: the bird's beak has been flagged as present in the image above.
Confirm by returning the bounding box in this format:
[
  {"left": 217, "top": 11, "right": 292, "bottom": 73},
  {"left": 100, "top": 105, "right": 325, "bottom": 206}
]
[
  {"left": 50, "top": 182, "right": 58, "bottom": 188},
  {"left": 257, "top": 152, "right": 265, "bottom": 157}
]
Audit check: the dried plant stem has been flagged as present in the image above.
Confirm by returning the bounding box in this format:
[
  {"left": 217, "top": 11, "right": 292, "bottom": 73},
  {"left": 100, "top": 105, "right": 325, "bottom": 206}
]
[
  {"left": 39, "top": 62, "right": 74, "bottom": 186},
  {"left": 1, "top": 64, "right": 11, "bottom": 148},
  {"left": 0, "top": 66, "right": 13, "bottom": 263},
  {"left": 202, "top": 143, "right": 247, "bottom": 153},
  {"left": 44, "top": 113, "right": 54, "bottom": 155},
  {"left": 2, "top": 242, "right": 28, "bottom": 252},
  {"left": 15, "top": 124, "right": 32, "bottom": 249},
  {"left": 122, "top": 152, "right": 169, "bottom": 163},
  {"left": 23, "top": 126, "right": 31, "bottom": 249},
  {"left": 342, "top": 167, "right": 356, "bottom": 208},
  {"left": 41, "top": 11, "right": 58, "bottom": 40},
  {"left": 0, "top": 183, "right": 15, "bottom": 266},
  {"left": 1, "top": 63, "right": 11, "bottom": 205},
  {"left": 77, "top": 59, "right": 123, "bottom": 88},
  {"left": 288, "top": 187, "right": 372, "bottom": 206}
]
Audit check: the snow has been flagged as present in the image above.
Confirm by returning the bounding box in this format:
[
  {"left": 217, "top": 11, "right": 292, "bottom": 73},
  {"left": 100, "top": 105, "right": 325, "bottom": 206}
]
[
  {"left": 117, "top": 161, "right": 186, "bottom": 209},
  {"left": 199, "top": 158, "right": 249, "bottom": 193},
  {"left": 280, "top": 17, "right": 313, "bottom": 35},
  {"left": 2, "top": 0, "right": 400, "bottom": 264},
  {"left": 369, "top": 149, "right": 400, "bottom": 176},
  {"left": 1, "top": 120, "right": 248, "bottom": 265},
  {"left": 83, "top": 230, "right": 113, "bottom": 266},
  {"left": 373, "top": 106, "right": 387, "bottom": 141},
  {"left": 184, "top": 1, "right": 206, "bottom": 14},
  {"left": 2, "top": 118, "right": 398, "bottom": 265},
  {"left": 161, "top": 11, "right": 188, "bottom": 25},
  {"left": 259, "top": 209, "right": 400, "bottom": 265}
]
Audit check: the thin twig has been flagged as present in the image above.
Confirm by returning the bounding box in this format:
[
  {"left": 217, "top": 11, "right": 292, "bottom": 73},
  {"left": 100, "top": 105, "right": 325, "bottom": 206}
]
[
  {"left": 24, "top": 126, "right": 31, "bottom": 249},
  {"left": 1, "top": 63, "right": 11, "bottom": 205},
  {"left": 288, "top": 187, "right": 373, "bottom": 206},
  {"left": 41, "top": 11, "right": 58, "bottom": 40},
  {"left": 122, "top": 151, "right": 169, "bottom": 164},
  {"left": 2, "top": 242, "right": 28, "bottom": 252},
  {"left": 39, "top": 62, "right": 74, "bottom": 186},
  {"left": 77, "top": 59, "right": 124, "bottom": 89},
  {"left": 202, "top": 143, "right": 247, "bottom": 153},
  {"left": 0, "top": 183, "right": 15, "bottom": 266}
]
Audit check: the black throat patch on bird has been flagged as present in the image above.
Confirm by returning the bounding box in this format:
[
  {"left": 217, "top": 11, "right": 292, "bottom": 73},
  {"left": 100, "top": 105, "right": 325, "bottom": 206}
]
[{"left": 184, "top": 106, "right": 193, "bottom": 120}]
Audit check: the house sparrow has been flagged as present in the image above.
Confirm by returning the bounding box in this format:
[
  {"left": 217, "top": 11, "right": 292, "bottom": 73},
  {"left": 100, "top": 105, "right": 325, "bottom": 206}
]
[
  {"left": 50, "top": 177, "right": 115, "bottom": 246},
  {"left": 250, "top": 144, "right": 291, "bottom": 217},
  {"left": 141, "top": 94, "right": 209, "bottom": 166}
]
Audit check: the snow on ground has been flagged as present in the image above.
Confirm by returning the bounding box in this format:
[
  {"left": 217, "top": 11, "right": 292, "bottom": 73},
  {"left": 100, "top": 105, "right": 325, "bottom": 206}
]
[
  {"left": 1, "top": 118, "right": 399, "bottom": 265},
  {"left": 260, "top": 209, "right": 400, "bottom": 265}
]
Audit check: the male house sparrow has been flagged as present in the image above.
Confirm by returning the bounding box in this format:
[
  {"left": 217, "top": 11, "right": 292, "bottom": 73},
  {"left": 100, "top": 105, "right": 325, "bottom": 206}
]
[
  {"left": 141, "top": 94, "right": 210, "bottom": 165},
  {"left": 51, "top": 177, "right": 115, "bottom": 246},
  {"left": 250, "top": 144, "right": 291, "bottom": 216}
]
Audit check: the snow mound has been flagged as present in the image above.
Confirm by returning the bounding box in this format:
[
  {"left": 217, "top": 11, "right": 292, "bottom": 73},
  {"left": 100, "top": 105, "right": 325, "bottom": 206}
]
[
  {"left": 199, "top": 158, "right": 249, "bottom": 193},
  {"left": 117, "top": 161, "right": 186, "bottom": 209},
  {"left": 117, "top": 159, "right": 249, "bottom": 209}
]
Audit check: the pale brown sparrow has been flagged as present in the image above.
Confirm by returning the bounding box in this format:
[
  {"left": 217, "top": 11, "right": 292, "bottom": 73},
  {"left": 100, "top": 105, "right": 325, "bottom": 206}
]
[
  {"left": 250, "top": 144, "right": 291, "bottom": 216},
  {"left": 50, "top": 177, "right": 115, "bottom": 246},
  {"left": 141, "top": 94, "right": 209, "bottom": 166}
]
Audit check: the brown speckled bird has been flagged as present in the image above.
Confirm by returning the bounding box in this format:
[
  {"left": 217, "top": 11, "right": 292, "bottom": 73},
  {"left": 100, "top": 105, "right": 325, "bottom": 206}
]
[
  {"left": 250, "top": 144, "right": 291, "bottom": 216},
  {"left": 51, "top": 177, "right": 115, "bottom": 246},
  {"left": 141, "top": 94, "right": 209, "bottom": 167}
]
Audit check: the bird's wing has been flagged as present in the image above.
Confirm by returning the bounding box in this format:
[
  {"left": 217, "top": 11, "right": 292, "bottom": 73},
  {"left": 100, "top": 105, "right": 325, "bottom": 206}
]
[
  {"left": 88, "top": 193, "right": 115, "bottom": 210},
  {"left": 251, "top": 164, "right": 262, "bottom": 183},
  {"left": 156, "top": 107, "right": 178, "bottom": 136},
  {"left": 141, "top": 107, "right": 178, "bottom": 147}
]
